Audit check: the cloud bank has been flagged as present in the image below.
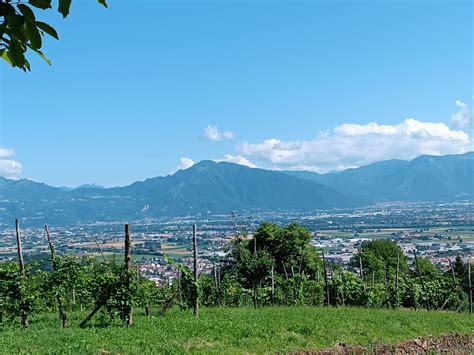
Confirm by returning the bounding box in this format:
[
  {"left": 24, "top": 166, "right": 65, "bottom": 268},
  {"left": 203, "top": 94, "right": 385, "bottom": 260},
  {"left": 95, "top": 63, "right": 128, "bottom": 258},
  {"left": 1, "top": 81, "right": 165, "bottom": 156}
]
[
  {"left": 214, "top": 154, "right": 257, "bottom": 168},
  {"left": 177, "top": 157, "right": 195, "bottom": 170},
  {"left": 237, "top": 102, "right": 472, "bottom": 173},
  {"left": 0, "top": 147, "right": 22, "bottom": 179},
  {"left": 451, "top": 100, "right": 472, "bottom": 131},
  {"left": 203, "top": 125, "right": 234, "bottom": 141}
]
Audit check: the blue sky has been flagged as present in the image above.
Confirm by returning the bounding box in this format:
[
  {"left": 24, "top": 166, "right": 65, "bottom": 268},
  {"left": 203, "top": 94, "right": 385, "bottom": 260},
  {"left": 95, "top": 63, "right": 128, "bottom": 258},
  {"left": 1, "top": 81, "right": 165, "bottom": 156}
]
[{"left": 0, "top": 0, "right": 472, "bottom": 187}]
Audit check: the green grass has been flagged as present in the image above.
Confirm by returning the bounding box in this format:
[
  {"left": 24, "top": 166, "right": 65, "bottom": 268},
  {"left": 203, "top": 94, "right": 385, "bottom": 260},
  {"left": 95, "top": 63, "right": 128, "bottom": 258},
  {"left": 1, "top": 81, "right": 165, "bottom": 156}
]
[{"left": 1, "top": 307, "right": 473, "bottom": 354}]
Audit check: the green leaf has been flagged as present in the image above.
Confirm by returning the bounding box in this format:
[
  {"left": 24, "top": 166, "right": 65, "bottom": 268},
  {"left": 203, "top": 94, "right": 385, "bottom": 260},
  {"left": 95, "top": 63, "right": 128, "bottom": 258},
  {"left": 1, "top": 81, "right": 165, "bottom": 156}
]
[
  {"left": 17, "top": 4, "right": 36, "bottom": 22},
  {"left": 36, "top": 21, "right": 59, "bottom": 40},
  {"left": 33, "top": 49, "right": 51, "bottom": 66},
  {"left": 97, "top": 0, "right": 108, "bottom": 8},
  {"left": 1, "top": 49, "right": 14, "bottom": 67},
  {"left": 25, "top": 21, "right": 42, "bottom": 50},
  {"left": 29, "top": 0, "right": 52, "bottom": 10},
  {"left": 6, "top": 14, "right": 25, "bottom": 29},
  {"left": 58, "top": 0, "right": 72, "bottom": 18},
  {"left": 7, "top": 38, "right": 25, "bottom": 68},
  {"left": 0, "top": 3, "right": 16, "bottom": 17},
  {"left": 23, "top": 58, "right": 31, "bottom": 71}
]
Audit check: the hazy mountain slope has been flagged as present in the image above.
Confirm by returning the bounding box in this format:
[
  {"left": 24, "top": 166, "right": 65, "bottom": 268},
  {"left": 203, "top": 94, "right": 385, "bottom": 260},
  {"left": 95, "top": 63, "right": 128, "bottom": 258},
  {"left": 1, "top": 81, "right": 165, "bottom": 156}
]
[
  {"left": 285, "top": 152, "right": 474, "bottom": 202},
  {"left": 0, "top": 161, "right": 361, "bottom": 226},
  {"left": 1, "top": 153, "right": 472, "bottom": 226},
  {"left": 114, "top": 160, "right": 361, "bottom": 214},
  {"left": 0, "top": 177, "right": 66, "bottom": 200}
]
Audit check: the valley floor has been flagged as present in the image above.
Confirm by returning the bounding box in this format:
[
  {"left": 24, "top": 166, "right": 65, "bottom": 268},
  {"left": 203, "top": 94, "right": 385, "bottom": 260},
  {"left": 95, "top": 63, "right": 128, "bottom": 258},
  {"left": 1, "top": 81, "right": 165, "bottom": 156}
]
[{"left": 1, "top": 307, "right": 473, "bottom": 354}]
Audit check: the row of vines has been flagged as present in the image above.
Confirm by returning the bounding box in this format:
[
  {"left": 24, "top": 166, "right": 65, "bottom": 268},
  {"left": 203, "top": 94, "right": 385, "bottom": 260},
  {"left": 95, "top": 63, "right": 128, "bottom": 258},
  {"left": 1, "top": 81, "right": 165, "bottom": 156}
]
[{"left": 0, "top": 220, "right": 472, "bottom": 329}]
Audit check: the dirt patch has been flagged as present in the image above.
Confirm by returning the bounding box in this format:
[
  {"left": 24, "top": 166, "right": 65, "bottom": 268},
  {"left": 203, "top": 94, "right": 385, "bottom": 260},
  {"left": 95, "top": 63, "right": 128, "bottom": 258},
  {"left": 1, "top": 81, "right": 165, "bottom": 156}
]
[{"left": 292, "top": 334, "right": 474, "bottom": 354}]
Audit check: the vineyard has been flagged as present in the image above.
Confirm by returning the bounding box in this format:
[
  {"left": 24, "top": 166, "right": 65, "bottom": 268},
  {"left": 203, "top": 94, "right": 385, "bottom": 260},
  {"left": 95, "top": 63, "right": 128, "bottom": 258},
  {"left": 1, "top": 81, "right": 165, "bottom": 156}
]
[{"left": 0, "top": 219, "right": 473, "bottom": 352}]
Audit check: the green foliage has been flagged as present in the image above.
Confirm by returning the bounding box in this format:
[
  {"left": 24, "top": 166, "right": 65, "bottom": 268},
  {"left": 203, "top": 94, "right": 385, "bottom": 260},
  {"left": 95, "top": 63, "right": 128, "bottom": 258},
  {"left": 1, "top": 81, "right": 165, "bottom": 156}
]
[
  {"left": 0, "top": 221, "right": 471, "bottom": 332},
  {"left": 253, "top": 222, "right": 321, "bottom": 276},
  {"left": 353, "top": 239, "right": 407, "bottom": 282},
  {"left": 0, "top": 0, "right": 107, "bottom": 71}
]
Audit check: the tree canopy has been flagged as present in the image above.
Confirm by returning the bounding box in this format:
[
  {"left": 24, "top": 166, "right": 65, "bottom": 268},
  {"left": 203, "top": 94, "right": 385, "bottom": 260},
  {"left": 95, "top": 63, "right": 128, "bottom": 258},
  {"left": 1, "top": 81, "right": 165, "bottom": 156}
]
[
  {"left": 0, "top": 0, "right": 107, "bottom": 71},
  {"left": 353, "top": 239, "right": 408, "bottom": 281}
]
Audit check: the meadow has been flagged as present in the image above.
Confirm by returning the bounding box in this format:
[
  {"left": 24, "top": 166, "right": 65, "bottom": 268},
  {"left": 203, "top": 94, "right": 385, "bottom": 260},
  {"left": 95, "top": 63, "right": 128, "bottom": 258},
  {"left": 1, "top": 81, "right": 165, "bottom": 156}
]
[{"left": 1, "top": 307, "right": 473, "bottom": 354}]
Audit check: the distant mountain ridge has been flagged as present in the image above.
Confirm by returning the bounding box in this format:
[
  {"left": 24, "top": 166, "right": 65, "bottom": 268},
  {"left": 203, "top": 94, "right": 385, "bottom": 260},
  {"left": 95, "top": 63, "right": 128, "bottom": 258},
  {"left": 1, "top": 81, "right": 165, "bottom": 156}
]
[
  {"left": 284, "top": 152, "right": 474, "bottom": 202},
  {"left": 0, "top": 152, "right": 473, "bottom": 226}
]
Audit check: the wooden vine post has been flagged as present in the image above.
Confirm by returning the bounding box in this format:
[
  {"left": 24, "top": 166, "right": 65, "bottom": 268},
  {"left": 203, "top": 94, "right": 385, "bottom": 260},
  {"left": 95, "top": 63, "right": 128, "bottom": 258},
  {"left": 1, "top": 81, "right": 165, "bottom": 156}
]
[
  {"left": 252, "top": 234, "right": 259, "bottom": 308},
  {"left": 358, "top": 251, "right": 366, "bottom": 293},
  {"left": 15, "top": 219, "right": 28, "bottom": 328},
  {"left": 192, "top": 224, "right": 199, "bottom": 317},
  {"left": 468, "top": 258, "right": 472, "bottom": 315},
  {"left": 213, "top": 262, "right": 221, "bottom": 306},
  {"left": 124, "top": 224, "right": 133, "bottom": 326},
  {"left": 271, "top": 264, "right": 275, "bottom": 303},
  {"left": 413, "top": 249, "right": 430, "bottom": 311},
  {"left": 448, "top": 258, "right": 456, "bottom": 285},
  {"left": 92, "top": 233, "right": 107, "bottom": 263},
  {"left": 395, "top": 252, "right": 400, "bottom": 291},
  {"left": 322, "top": 250, "right": 330, "bottom": 306},
  {"left": 45, "top": 224, "right": 68, "bottom": 328}
]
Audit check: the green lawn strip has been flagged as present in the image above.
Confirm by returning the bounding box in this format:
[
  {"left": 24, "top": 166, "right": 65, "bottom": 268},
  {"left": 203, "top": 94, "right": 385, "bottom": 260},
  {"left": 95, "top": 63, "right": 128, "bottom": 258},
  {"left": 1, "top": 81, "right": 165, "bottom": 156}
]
[{"left": 0, "top": 307, "right": 472, "bottom": 354}]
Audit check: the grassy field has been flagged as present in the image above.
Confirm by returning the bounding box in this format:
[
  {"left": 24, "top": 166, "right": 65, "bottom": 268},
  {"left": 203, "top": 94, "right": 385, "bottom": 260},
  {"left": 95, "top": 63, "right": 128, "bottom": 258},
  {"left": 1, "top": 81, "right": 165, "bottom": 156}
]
[{"left": 1, "top": 307, "right": 473, "bottom": 354}]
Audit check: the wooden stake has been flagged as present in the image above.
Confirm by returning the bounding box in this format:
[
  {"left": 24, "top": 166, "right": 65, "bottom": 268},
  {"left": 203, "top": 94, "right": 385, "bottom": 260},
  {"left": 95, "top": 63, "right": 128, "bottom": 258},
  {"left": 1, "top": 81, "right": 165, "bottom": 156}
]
[
  {"left": 15, "top": 219, "right": 27, "bottom": 328},
  {"left": 80, "top": 300, "right": 107, "bottom": 328},
  {"left": 468, "top": 257, "right": 472, "bottom": 315},
  {"left": 15, "top": 219, "right": 25, "bottom": 277},
  {"left": 177, "top": 270, "right": 182, "bottom": 303},
  {"left": 322, "top": 250, "right": 330, "bottom": 306},
  {"left": 282, "top": 261, "right": 288, "bottom": 280},
  {"left": 45, "top": 224, "right": 68, "bottom": 328},
  {"left": 124, "top": 224, "right": 132, "bottom": 326},
  {"left": 298, "top": 253, "right": 304, "bottom": 275},
  {"left": 395, "top": 252, "right": 400, "bottom": 291},
  {"left": 271, "top": 264, "right": 275, "bottom": 303},
  {"left": 414, "top": 249, "right": 430, "bottom": 311},
  {"left": 448, "top": 258, "right": 456, "bottom": 285},
  {"left": 92, "top": 233, "right": 107, "bottom": 263},
  {"left": 213, "top": 262, "right": 221, "bottom": 306},
  {"left": 192, "top": 224, "right": 199, "bottom": 317},
  {"left": 341, "top": 282, "right": 345, "bottom": 307},
  {"left": 125, "top": 224, "right": 132, "bottom": 271}
]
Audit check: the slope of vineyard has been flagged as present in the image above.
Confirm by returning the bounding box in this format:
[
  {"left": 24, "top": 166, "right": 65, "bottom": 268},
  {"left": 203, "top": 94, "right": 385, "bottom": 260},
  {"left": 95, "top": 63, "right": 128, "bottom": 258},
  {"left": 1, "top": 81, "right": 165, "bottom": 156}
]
[{"left": 1, "top": 307, "right": 473, "bottom": 353}]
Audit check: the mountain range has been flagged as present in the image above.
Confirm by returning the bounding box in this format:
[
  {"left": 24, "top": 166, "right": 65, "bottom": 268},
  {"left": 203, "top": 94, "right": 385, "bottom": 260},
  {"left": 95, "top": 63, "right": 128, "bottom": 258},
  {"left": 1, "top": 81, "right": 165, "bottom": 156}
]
[{"left": 0, "top": 152, "right": 473, "bottom": 226}]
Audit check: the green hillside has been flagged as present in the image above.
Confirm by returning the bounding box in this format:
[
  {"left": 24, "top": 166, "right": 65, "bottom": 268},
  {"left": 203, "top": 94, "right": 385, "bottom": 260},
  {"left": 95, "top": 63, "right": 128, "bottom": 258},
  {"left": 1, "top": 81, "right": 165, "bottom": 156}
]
[{"left": 1, "top": 307, "right": 472, "bottom": 354}]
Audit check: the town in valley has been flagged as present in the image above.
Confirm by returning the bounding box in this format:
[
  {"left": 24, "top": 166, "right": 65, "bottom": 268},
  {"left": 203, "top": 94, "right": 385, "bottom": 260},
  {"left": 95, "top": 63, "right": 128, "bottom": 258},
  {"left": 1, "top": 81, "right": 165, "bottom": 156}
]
[{"left": 1, "top": 201, "right": 472, "bottom": 285}]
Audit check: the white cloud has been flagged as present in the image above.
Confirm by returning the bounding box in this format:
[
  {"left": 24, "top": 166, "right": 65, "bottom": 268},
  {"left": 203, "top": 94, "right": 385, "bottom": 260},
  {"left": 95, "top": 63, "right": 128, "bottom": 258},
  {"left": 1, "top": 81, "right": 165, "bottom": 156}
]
[
  {"left": 451, "top": 100, "right": 472, "bottom": 131},
  {"left": 203, "top": 125, "right": 234, "bottom": 141},
  {"left": 0, "top": 147, "right": 22, "bottom": 178},
  {"left": 238, "top": 111, "right": 472, "bottom": 173},
  {"left": 214, "top": 154, "right": 257, "bottom": 168},
  {"left": 177, "top": 157, "right": 195, "bottom": 170}
]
